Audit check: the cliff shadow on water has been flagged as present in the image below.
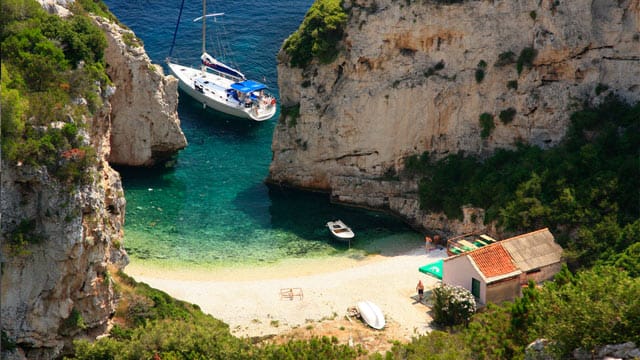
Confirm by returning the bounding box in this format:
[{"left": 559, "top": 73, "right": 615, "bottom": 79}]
[{"left": 235, "top": 184, "right": 424, "bottom": 254}]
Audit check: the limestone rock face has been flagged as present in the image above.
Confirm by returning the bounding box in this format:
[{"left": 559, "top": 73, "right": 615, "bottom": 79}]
[
  {"left": 269, "top": 0, "right": 640, "bottom": 234},
  {"left": 1, "top": 109, "right": 128, "bottom": 359},
  {"left": 96, "top": 17, "right": 187, "bottom": 167},
  {"left": 36, "top": 0, "right": 72, "bottom": 17}
]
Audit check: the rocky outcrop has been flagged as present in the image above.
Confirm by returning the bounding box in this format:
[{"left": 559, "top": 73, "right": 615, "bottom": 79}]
[
  {"left": 96, "top": 17, "right": 187, "bottom": 167},
  {"left": 525, "top": 339, "right": 640, "bottom": 360},
  {"left": 36, "top": 0, "right": 72, "bottom": 17},
  {"left": 269, "top": 0, "right": 640, "bottom": 234},
  {"left": 1, "top": 109, "right": 128, "bottom": 358},
  {"left": 0, "top": 5, "right": 180, "bottom": 359}
]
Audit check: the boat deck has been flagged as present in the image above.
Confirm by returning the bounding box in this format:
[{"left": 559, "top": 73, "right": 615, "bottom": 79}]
[{"left": 168, "top": 62, "right": 277, "bottom": 121}]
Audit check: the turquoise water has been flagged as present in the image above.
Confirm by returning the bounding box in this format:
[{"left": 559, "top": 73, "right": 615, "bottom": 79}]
[{"left": 106, "top": 0, "right": 422, "bottom": 267}]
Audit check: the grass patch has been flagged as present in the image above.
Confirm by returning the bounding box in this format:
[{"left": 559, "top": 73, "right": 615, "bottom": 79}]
[{"left": 121, "top": 31, "right": 143, "bottom": 48}]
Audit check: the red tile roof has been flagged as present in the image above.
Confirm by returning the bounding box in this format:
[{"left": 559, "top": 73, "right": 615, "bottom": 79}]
[{"left": 469, "top": 244, "right": 518, "bottom": 278}]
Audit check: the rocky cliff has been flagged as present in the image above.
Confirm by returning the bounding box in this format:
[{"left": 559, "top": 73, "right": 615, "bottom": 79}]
[
  {"left": 269, "top": 0, "right": 640, "bottom": 234},
  {"left": 97, "top": 16, "right": 187, "bottom": 167},
  {"left": 1, "top": 110, "right": 128, "bottom": 359},
  {"left": 1, "top": 3, "right": 185, "bottom": 358}
]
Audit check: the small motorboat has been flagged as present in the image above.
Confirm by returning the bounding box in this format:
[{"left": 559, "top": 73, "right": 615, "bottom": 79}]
[{"left": 326, "top": 220, "right": 355, "bottom": 241}]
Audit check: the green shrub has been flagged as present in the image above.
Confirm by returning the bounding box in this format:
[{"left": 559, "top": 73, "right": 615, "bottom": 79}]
[
  {"left": 1, "top": 0, "right": 104, "bottom": 183},
  {"left": 495, "top": 51, "right": 515, "bottom": 67},
  {"left": 404, "top": 151, "right": 431, "bottom": 176},
  {"left": 59, "top": 308, "right": 87, "bottom": 336},
  {"left": 283, "top": 0, "right": 348, "bottom": 68},
  {"left": 475, "top": 68, "right": 485, "bottom": 83},
  {"left": 280, "top": 103, "right": 300, "bottom": 127},
  {"left": 479, "top": 112, "right": 494, "bottom": 138},
  {"left": 499, "top": 107, "right": 516, "bottom": 124},
  {"left": 73, "top": 0, "right": 117, "bottom": 21},
  {"left": 384, "top": 331, "right": 472, "bottom": 359},
  {"left": 6, "top": 219, "right": 43, "bottom": 255},
  {"left": 417, "top": 152, "right": 479, "bottom": 219},
  {"left": 532, "top": 266, "right": 640, "bottom": 358},
  {"left": 517, "top": 47, "right": 537, "bottom": 74},
  {"left": 529, "top": 10, "right": 537, "bottom": 20},
  {"left": 475, "top": 60, "right": 487, "bottom": 83},
  {"left": 595, "top": 83, "right": 609, "bottom": 95},
  {"left": 121, "top": 31, "right": 142, "bottom": 48},
  {"left": 1, "top": 331, "right": 16, "bottom": 352},
  {"left": 507, "top": 79, "right": 518, "bottom": 90},
  {"left": 432, "top": 284, "right": 476, "bottom": 327}
]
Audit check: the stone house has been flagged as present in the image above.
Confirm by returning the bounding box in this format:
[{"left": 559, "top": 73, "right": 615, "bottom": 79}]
[{"left": 441, "top": 228, "right": 563, "bottom": 305}]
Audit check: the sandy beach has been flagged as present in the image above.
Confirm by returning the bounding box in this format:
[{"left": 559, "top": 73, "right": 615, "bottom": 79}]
[{"left": 125, "top": 246, "right": 447, "bottom": 352}]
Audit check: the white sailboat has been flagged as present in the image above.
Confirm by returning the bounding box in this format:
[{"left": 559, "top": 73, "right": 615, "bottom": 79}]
[{"left": 166, "top": 0, "right": 276, "bottom": 121}]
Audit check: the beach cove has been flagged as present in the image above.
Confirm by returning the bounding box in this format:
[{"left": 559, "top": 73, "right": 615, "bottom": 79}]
[
  {"left": 104, "top": 0, "right": 446, "bottom": 350},
  {"left": 125, "top": 245, "right": 447, "bottom": 352}
]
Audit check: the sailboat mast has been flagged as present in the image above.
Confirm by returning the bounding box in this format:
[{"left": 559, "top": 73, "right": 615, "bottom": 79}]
[{"left": 202, "top": 0, "right": 206, "bottom": 54}]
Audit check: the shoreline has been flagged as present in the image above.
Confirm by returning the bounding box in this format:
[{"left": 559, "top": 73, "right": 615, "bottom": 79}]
[{"left": 124, "top": 245, "right": 447, "bottom": 348}]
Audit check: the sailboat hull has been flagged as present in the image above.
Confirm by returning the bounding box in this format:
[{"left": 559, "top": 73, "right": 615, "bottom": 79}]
[{"left": 168, "top": 62, "right": 276, "bottom": 121}]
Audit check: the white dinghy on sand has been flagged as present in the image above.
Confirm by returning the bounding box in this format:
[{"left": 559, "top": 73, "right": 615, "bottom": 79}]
[{"left": 356, "top": 300, "right": 385, "bottom": 330}]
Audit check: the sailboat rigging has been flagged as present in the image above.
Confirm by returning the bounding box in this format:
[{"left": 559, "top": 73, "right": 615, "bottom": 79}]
[{"left": 166, "top": 0, "right": 277, "bottom": 121}]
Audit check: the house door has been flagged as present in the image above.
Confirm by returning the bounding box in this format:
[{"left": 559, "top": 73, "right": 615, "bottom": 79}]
[{"left": 471, "top": 278, "right": 480, "bottom": 298}]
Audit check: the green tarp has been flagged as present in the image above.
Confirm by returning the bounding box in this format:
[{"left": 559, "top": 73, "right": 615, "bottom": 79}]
[{"left": 419, "top": 259, "right": 443, "bottom": 280}]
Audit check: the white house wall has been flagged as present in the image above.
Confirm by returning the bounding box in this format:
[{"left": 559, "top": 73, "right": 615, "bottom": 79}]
[{"left": 442, "top": 256, "right": 486, "bottom": 303}]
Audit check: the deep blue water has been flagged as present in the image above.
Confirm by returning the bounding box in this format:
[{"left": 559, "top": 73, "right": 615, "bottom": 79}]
[{"left": 104, "top": 0, "right": 422, "bottom": 267}]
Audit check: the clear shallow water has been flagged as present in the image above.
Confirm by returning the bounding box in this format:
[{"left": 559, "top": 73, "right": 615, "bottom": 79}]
[{"left": 105, "top": 0, "right": 422, "bottom": 267}]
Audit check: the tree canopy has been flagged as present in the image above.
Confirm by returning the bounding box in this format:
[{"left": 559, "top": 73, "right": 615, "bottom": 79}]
[{"left": 283, "top": 0, "right": 347, "bottom": 68}]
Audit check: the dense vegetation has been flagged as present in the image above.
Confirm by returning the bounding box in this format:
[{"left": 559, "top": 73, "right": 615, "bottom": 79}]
[
  {"left": 405, "top": 96, "right": 639, "bottom": 270},
  {"left": 1, "top": 0, "right": 109, "bottom": 184},
  {"left": 283, "top": 0, "right": 348, "bottom": 68},
  {"left": 384, "top": 266, "right": 639, "bottom": 360}
]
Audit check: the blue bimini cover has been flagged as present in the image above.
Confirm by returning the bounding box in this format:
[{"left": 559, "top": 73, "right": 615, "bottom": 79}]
[
  {"left": 230, "top": 80, "right": 267, "bottom": 94},
  {"left": 419, "top": 259, "right": 443, "bottom": 280}
]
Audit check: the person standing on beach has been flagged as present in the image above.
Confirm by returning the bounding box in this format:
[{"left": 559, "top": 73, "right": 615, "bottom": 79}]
[{"left": 416, "top": 280, "right": 425, "bottom": 301}]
